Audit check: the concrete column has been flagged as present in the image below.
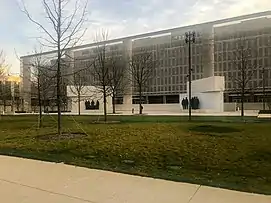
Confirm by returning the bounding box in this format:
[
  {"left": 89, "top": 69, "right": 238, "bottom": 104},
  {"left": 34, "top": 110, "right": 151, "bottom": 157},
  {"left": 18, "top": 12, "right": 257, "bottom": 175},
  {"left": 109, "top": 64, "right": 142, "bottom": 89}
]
[
  {"left": 21, "top": 57, "right": 32, "bottom": 112},
  {"left": 64, "top": 50, "right": 75, "bottom": 111},
  {"left": 201, "top": 25, "right": 214, "bottom": 78},
  {"left": 163, "top": 95, "right": 167, "bottom": 104},
  {"left": 122, "top": 39, "right": 133, "bottom": 108},
  {"left": 64, "top": 50, "right": 74, "bottom": 85},
  {"left": 146, "top": 96, "right": 149, "bottom": 104}
]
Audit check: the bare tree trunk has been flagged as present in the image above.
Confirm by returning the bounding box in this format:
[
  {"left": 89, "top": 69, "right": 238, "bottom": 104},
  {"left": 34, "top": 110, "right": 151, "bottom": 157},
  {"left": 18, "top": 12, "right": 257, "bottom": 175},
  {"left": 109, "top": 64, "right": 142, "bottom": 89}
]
[
  {"left": 3, "top": 100, "right": 6, "bottom": 113},
  {"left": 57, "top": 61, "right": 61, "bottom": 135},
  {"left": 11, "top": 98, "right": 14, "bottom": 113},
  {"left": 139, "top": 87, "right": 142, "bottom": 115},
  {"left": 37, "top": 73, "right": 42, "bottom": 128},
  {"left": 38, "top": 88, "right": 42, "bottom": 128},
  {"left": 56, "top": 0, "right": 62, "bottom": 137},
  {"left": 112, "top": 93, "right": 116, "bottom": 114},
  {"left": 241, "top": 65, "right": 245, "bottom": 117},
  {"left": 103, "top": 86, "right": 107, "bottom": 122},
  {"left": 241, "top": 89, "right": 244, "bottom": 117},
  {"left": 78, "top": 93, "right": 81, "bottom": 116}
]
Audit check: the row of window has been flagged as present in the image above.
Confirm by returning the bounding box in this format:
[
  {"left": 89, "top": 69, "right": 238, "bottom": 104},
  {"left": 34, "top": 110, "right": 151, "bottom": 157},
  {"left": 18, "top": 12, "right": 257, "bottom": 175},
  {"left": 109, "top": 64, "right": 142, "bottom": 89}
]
[
  {"left": 215, "top": 50, "right": 271, "bottom": 62},
  {"left": 214, "top": 35, "right": 271, "bottom": 51},
  {"left": 153, "top": 65, "right": 203, "bottom": 76}
]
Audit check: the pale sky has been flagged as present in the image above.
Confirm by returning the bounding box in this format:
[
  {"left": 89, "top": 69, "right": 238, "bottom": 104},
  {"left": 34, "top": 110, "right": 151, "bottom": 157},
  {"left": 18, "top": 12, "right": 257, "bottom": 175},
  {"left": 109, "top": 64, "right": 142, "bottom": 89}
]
[{"left": 0, "top": 0, "right": 270, "bottom": 73}]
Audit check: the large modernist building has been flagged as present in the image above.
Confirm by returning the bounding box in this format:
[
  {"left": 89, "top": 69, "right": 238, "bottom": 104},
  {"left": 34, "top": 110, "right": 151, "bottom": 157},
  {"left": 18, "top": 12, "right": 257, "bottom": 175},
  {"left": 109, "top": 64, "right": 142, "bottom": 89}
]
[{"left": 21, "top": 11, "right": 271, "bottom": 111}]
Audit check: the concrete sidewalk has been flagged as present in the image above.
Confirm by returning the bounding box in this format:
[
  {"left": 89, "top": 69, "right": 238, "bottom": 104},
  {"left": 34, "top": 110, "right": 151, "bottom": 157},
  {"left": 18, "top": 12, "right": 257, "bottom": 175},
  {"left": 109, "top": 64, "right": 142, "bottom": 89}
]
[{"left": 0, "top": 156, "right": 270, "bottom": 203}]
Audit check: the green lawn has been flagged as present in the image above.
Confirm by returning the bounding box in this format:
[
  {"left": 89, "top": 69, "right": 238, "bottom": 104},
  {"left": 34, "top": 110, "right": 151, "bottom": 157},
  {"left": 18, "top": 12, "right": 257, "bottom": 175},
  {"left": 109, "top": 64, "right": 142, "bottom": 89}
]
[{"left": 0, "top": 115, "right": 271, "bottom": 194}]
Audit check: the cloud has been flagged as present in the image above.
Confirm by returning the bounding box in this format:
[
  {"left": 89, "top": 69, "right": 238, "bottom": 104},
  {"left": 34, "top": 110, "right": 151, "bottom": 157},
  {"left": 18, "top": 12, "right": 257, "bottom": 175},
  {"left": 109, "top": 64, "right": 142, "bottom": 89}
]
[{"left": 0, "top": 0, "right": 270, "bottom": 73}]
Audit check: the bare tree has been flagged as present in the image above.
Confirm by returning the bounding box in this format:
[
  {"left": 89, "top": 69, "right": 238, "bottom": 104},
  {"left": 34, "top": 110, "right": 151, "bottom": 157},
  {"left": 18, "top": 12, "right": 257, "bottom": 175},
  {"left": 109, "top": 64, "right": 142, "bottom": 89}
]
[
  {"left": 28, "top": 50, "right": 52, "bottom": 127},
  {"left": 107, "top": 53, "right": 126, "bottom": 114},
  {"left": 129, "top": 49, "right": 154, "bottom": 114},
  {"left": 0, "top": 51, "right": 10, "bottom": 113},
  {"left": 231, "top": 37, "right": 258, "bottom": 117},
  {"left": 88, "top": 31, "right": 112, "bottom": 122},
  {"left": 69, "top": 70, "right": 88, "bottom": 115},
  {"left": 0, "top": 50, "right": 8, "bottom": 81},
  {"left": 21, "top": 0, "right": 88, "bottom": 135},
  {"left": 0, "top": 81, "right": 12, "bottom": 113}
]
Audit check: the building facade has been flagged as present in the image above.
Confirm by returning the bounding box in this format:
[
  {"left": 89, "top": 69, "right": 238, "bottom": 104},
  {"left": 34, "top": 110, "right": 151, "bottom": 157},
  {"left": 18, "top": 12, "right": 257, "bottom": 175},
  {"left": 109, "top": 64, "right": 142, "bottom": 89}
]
[{"left": 21, "top": 11, "right": 271, "bottom": 111}]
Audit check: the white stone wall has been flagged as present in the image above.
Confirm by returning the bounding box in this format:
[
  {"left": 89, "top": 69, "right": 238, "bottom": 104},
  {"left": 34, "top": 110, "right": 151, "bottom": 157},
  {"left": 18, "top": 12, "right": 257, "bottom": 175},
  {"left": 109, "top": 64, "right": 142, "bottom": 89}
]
[
  {"left": 67, "top": 86, "right": 113, "bottom": 114},
  {"left": 180, "top": 76, "right": 225, "bottom": 112}
]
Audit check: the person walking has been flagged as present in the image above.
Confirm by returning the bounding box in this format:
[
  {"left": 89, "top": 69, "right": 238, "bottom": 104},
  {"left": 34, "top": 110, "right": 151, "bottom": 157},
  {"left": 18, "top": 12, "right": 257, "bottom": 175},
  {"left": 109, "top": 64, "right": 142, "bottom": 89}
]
[
  {"left": 185, "top": 97, "right": 189, "bottom": 109},
  {"left": 181, "top": 98, "right": 185, "bottom": 110},
  {"left": 195, "top": 97, "right": 200, "bottom": 109}
]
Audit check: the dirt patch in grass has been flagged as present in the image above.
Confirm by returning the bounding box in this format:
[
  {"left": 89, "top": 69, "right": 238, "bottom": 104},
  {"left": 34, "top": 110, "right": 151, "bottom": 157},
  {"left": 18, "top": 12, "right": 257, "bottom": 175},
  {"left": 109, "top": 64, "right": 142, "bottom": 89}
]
[
  {"left": 36, "top": 132, "right": 87, "bottom": 140},
  {"left": 189, "top": 125, "right": 242, "bottom": 134}
]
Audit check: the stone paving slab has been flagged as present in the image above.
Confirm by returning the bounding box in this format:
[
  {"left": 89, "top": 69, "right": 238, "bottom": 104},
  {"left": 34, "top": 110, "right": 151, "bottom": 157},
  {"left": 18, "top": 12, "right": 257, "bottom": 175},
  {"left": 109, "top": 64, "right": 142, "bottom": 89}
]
[
  {"left": 0, "top": 180, "right": 85, "bottom": 203},
  {"left": 190, "top": 186, "right": 271, "bottom": 203},
  {"left": 0, "top": 156, "right": 270, "bottom": 203},
  {"left": 0, "top": 156, "right": 198, "bottom": 203}
]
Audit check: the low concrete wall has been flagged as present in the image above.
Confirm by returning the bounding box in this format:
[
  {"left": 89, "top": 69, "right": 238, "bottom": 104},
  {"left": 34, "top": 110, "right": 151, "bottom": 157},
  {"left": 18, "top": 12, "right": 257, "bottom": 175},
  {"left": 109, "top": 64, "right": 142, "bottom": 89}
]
[
  {"left": 224, "top": 103, "right": 236, "bottom": 112},
  {"left": 115, "top": 104, "right": 182, "bottom": 114},
  {"left": 116, "top": 102, "right": 270, "bottom": 114},
  {"left": 224, "top": 103, "right": 270, "bottom": 112},
  {"left": 258, "top": 114, "right": 271, "bottom": 118},
  {"left": 116, "top": 104, "right": 222, "bottom": 114}
]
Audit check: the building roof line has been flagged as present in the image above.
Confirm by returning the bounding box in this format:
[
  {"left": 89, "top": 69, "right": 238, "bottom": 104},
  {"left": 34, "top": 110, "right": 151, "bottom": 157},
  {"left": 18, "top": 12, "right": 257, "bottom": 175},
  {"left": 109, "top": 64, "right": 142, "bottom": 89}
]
[{"left": 21, "top": 10, "right": 271, "bottom": 59}]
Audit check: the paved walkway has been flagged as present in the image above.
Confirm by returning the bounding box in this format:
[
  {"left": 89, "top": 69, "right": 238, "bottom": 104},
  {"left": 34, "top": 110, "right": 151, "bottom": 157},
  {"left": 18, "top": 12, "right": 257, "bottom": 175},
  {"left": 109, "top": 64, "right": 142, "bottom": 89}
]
[{"left": 0, "top": 156, "right": 270, "bottom": 203}]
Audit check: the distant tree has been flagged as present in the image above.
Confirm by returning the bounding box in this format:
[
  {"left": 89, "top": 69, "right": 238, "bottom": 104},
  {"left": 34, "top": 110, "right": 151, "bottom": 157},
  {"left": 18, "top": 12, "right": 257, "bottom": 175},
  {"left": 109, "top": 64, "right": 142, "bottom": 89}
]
[
  {"left": 0, "top": 81, "right": 12, "bottom": 113},
  {"left": 231, "top": 36, "right": 258, "bottom": 117},
  {"left": 69, "top": 70, "right": 88, "bottom": 115},
  {"left": 28, "top": 49, "right": 52, "bottom": 127},
  {"left": 107, "top": 53, "right": 126, "bottom": 114},
  {"left": 129, "top": 49, "right": 154, "bottom": 114},
  {"left": 0, "top": 50, "right": 10, "bottom": 113},
  {"left": 88, "top": 31, "right": 112, "bottom": 122}
]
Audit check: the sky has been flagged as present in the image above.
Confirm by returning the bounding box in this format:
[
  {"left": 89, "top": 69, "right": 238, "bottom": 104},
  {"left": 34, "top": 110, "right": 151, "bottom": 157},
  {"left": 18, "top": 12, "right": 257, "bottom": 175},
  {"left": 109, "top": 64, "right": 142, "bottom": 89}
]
[{"left": 0, "top": 0, "right": 271, "bottom": 74}]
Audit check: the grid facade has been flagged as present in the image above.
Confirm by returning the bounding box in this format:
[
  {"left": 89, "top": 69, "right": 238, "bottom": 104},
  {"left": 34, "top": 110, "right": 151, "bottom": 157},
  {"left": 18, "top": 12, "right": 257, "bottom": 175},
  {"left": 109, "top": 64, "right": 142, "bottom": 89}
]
[{"left": 21, "top": 11, "right": 271, "bottom": 108}]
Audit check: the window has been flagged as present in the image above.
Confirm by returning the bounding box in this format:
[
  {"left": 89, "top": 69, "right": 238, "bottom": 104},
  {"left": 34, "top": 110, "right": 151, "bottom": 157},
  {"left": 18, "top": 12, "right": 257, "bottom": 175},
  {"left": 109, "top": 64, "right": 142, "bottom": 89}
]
[
  {"left": 264, "top": 58, "right": 269, "bottom": 67},
  {"left": 259, "top": 48, "right": 263, "bottom": 57},
  {"left": 254, "top": 80, "right": 257, "bottom": 87},
  {"left": 223, "top": 62, "right": 227, "bottom": 71},
  {"left": 259, "top": 37, "right": 263, "bottom": 47},
  {"left": 196, "top": 65, "right": 200, "bottom": 73},
  {"left": 214, "top": 63, "right": 218, "bottom": 71},
  {"left": 174, "top": 59, "right": 177, "bottom": 66},
  {"left": 265, "top": 48, "right": 269, "bottom": 57},
  {"left": 253, "top": 72, "right": 257, "bottom": 79},
  {"left": 259, "top": 59, "right": 263, "bottom": 66},
  {"left": 161, "top": 78, "right": 164, "bottom": 85}
]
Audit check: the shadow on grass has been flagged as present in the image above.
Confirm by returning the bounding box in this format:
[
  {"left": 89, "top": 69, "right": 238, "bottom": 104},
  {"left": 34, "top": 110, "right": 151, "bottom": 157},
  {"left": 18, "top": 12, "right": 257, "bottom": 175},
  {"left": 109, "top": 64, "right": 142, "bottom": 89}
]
[{"left": 189, "top": 125, "right": 242, "bottom": 134}]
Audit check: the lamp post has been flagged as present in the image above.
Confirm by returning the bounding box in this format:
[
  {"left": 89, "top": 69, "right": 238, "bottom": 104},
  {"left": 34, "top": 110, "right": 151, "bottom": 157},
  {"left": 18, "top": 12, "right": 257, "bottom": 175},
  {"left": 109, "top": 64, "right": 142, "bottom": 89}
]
[{"left": 185, "top": 31, "right": 196, "bottom": 121}]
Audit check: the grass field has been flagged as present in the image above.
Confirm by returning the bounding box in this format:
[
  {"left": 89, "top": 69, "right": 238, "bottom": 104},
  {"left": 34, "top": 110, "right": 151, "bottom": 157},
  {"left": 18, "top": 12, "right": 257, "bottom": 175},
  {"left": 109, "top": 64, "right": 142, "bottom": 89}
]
[{"left": 0, "top": 115, "right": 270, "bottom": 194}]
